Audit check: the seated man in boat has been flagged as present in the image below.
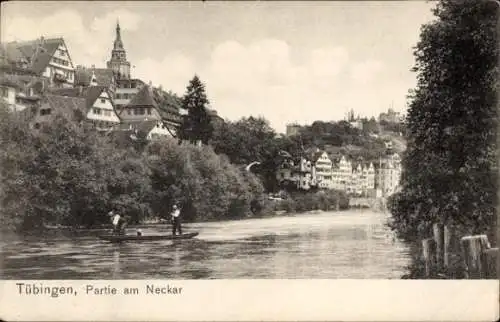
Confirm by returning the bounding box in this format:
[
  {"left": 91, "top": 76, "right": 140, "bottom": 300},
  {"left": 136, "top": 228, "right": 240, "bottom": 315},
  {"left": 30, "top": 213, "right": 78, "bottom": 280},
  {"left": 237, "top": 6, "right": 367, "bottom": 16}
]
[{"left": 171, "top": 204, "right": 182, "bottom": 236}]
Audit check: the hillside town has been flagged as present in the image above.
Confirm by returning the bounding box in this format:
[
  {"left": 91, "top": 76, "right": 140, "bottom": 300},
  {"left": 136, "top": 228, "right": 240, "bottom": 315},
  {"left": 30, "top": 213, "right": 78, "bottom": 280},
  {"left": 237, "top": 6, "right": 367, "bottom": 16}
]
[
  {"left": 1, "top": 21, "right": 403, "bottom": 202},
  {"left": 0, "top": 22, "right": 222, "bottom": 140},
  {"left": 276, "top": 149, "right": 401, "bottom": 198}
]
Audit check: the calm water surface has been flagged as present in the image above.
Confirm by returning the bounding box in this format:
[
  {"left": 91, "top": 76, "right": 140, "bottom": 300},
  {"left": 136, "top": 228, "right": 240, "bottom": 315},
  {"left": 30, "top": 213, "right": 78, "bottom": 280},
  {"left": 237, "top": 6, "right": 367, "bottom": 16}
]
[{"left": 0, "top": 210, "right": 411, "bottom": 279}]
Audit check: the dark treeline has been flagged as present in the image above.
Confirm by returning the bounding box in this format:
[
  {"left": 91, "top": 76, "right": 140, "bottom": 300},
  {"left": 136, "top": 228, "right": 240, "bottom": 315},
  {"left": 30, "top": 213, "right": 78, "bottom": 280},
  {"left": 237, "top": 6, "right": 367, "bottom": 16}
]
[
  {"left": 0, "top": 74, "right": 355, "bottom": 234},
  {"left": 387, "top": 0, "right": 498, "bottom": 277},
  {"left": 0, "top": 103, "right": 270, "bottom": 232}
]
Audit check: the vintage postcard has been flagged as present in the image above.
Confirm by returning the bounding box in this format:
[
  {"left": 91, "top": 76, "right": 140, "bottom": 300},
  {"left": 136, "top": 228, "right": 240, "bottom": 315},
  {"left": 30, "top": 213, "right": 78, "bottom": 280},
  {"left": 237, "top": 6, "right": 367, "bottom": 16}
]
[{"left": 0, "top": 1, "right": 498, "bottom": 321}]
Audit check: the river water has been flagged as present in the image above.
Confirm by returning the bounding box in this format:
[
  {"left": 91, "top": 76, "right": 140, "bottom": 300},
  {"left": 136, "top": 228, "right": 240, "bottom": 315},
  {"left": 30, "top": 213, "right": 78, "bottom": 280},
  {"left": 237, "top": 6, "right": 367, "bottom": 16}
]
[{"left": 0, "top": 210, "right": 411, "bottom": 279}]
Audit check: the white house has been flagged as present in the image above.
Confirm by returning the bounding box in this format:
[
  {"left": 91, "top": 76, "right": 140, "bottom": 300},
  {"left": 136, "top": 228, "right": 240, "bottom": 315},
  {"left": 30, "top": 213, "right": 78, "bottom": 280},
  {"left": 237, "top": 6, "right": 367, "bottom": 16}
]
[
  {"left": 2, "top": 37, "right": 76, "bottom": 89},
  {"left": 50, "top": 85, "right": 120, "bottom": 129},
  {"left": 311, "top": 150, "right": 333, "bottom": 189}
]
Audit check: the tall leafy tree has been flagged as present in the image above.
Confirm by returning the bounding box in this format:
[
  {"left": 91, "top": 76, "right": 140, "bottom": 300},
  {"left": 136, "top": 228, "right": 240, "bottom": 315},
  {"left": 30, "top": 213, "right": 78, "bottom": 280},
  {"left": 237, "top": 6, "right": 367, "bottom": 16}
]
[
  {"left": 389, "top": 0, "right": 498, "bottom": 241},
  {"left": 179, "top": 75, "right": 213, "bottom": 145}
]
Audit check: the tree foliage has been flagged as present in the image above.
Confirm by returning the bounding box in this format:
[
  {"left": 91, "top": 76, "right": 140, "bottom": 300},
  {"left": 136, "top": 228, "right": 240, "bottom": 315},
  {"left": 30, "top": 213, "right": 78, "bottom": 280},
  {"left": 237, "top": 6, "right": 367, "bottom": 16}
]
[
  {"left": 389, "top": 0, "right": 498, "bottom": 241},
  {"left": 178, "top": 75, "right": 213, "bottom": 145},
  {"left": 211, "top": 116, "right": 294, "bottom": 191},
  {"left": 0, "top": 102, "right": 269, "bottom": 233},
  {"left": 146, "top": 139, "right": 268, "bottom": 222}
]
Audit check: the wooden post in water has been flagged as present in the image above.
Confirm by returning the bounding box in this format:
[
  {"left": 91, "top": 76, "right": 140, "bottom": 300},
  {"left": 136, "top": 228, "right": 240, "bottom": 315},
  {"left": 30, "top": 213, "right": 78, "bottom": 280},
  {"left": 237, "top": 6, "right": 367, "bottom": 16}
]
[
  {"left": 433, "top": 223, "right": 444, "bottom": 272},
  {"left": 443, "top": 224, "right": 451, "bottom": 269},
  {"left": 460, "top": 235, "right": 491, "bottom": 279},
  {"left": 483, "top": 247, "right": 499, "bottom": 278},
  {"left": 422, "top": 238, "right": 436, "bottom": 278}
]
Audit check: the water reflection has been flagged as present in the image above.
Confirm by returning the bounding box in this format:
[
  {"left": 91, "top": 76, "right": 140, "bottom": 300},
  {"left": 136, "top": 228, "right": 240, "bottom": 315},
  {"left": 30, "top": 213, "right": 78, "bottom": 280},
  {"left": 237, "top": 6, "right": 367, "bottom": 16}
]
[{"left": 1, "top": 210, "right": 411, "bottom": 279}]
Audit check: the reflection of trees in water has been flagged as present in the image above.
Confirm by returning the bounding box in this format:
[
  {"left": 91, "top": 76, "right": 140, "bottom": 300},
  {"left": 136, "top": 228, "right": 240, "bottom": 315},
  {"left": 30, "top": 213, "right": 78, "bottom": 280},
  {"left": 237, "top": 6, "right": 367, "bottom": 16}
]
[{"left": 112, "top": 249, "right": 121, "bottom": 279}]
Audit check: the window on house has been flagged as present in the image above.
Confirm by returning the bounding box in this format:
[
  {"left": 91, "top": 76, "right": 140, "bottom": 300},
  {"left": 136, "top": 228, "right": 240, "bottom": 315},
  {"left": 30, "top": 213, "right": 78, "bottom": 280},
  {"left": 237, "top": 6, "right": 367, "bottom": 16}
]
[
  {"left": 100, "top": 98, "right": 106, "bottom": 104},
  {"left": 93, "top": 108, "right": 101, "bottom": 115},
  {"left": 127, "top": 109, "right": 131, "bottom": 115},
  {"left": 147, "top": 108, "right": 152, "bottom": 115}
]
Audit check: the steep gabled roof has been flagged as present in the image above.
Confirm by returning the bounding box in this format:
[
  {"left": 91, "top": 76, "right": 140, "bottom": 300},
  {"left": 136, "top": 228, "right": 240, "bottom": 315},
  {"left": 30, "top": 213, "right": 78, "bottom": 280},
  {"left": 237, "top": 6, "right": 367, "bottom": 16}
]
[
  {"left": 0, "top": 73, "right": 49, "bottom": 96},
  {"left": 43, "top": 94, "right": 87, "bottom": 115},
  {"left": 311, "top": 151, "right": 326, "bottom": 163},
  {"left": 127, "top": 85, "right": 158, "bottom": 108},
  {"left": 136, "top": 120, "right": 158, "bottom": 134},
  {"left": 2, "top": 38, "right": 66, "bottom": 75},
  {"left": 24, "top": 38, "right": 64, "bottom": 74},
  {"left": 0, "top": 74, "right": 23, "bottom": 89},
  {"left": 50, "top": 85, "right": 111, "bottom": 111},
  {"left": 49, "top": 87, "right": 81, "bottom": 97},
  {"left": 0, "top": 42, "right": 27, "bottom": 64},
  {"left": 75, "top": 67, "right": 114, "bottom": 87}
]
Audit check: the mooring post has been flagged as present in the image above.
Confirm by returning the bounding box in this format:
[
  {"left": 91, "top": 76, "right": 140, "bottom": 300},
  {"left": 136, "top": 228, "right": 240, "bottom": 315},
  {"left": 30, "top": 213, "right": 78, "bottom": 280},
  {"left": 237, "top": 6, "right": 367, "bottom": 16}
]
[
  {"left": 483, "top": 247, "right": 499, "bottom": 278},
  {"left": 460, "top": 235, "right": 491, "bottom": 279},
  {"left": 443, "top": 224, "right": 451, "bottom": 269},
  {"left": 422, "top": 238, "right": 436, "bottom": 278},
  {"left": 433, "top": 223, "right": 444, "bottom": 271}
]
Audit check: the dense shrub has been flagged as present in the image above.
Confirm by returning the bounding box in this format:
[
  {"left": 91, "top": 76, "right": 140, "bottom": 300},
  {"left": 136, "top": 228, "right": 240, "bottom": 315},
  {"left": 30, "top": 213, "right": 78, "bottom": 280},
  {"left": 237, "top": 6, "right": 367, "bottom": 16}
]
[
  {"left": 0, "top": 104, "right": 270, "bottom": 233},
  {"left": 145, "top": 139, "right": 268, "bottom": 222},
  {"left": 275, "top": 190, "right": 349, "bottom": 214}
]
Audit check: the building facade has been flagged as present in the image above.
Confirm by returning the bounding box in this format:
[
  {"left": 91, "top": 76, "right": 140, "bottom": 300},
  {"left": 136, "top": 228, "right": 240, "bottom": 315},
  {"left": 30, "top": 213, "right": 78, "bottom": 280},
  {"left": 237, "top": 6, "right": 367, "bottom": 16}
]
[
  {"left": 276, "top": 156, "right": 316, "bottom": 191},
  {"left": 379, "top": 108, "right": 402, "bottom": 123},
  {"left": 377, "top": 153, "right": 402, "bottom": 197},
  {"left": 312, "top": 151, "right": 333, "bottom": 189},
  {"left": 50, "top": 85, "right": 121, "bottom": 130},
  {"left": 286, "top": 123, "right": 302, "bottom": 136}
]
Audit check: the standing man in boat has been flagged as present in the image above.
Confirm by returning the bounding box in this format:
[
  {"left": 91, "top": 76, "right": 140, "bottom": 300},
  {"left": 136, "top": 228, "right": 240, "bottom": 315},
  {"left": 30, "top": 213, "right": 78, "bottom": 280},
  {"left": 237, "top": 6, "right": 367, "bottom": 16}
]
[
  {"left": 109, "top": 209, "right": 127, "bottom": 235},
  {"left": 170, "top": 204, "right": 182, "bottom": 236},
  {"left": 109, "top": 210, "right": 121, "bottom": 235}
]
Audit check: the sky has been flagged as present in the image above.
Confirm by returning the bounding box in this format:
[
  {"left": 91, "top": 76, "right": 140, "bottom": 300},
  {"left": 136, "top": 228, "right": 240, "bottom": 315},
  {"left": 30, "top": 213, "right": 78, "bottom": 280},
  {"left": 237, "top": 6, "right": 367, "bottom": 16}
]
[{"left": 1, "top": 1, "right": 436, "bottom": 132}]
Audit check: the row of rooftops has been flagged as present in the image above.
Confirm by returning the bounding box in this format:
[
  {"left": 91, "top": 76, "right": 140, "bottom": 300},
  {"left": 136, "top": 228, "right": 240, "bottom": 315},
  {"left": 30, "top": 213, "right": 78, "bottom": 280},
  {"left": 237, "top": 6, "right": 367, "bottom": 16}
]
[
  {"left": 1, "top": 36, "right": 223, "bottom": 127},
  {"left": 282, "top": 148, "right": 400, "bottom": 170},
  {"left": 0, "top": 37, "right": 68, "bottom": 75}
]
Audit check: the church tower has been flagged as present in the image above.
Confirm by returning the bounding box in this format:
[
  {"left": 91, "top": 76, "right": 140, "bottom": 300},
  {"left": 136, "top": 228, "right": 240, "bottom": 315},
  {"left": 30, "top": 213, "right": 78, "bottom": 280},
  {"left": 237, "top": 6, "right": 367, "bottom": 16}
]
[{"left": 107, "top": 21, "right": 131, "bottom": 80}]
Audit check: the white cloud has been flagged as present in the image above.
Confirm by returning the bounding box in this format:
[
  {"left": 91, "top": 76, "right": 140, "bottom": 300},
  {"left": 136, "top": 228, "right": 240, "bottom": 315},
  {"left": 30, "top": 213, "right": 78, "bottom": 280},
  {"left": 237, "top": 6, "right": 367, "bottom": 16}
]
[
  {"left": 309, "top": 46, "right": 349, "bottom": 79},
  {"left": 2, "top": 9, "right": 142, "bottom": 68},
  {"left": 134, "top": 54, "right": 197, "bottom": 94},
  {"left": 129, "top": 39, "right": 388, "bottom": 131},
  {"left": 90, "top": 9, "right": 142, "bottom": 32},
  {"left": 350, "top": 60, "right": 384, "bottom": 84},
  {"left": 3, "top": 10, "right": 86, "bottom": 42}
]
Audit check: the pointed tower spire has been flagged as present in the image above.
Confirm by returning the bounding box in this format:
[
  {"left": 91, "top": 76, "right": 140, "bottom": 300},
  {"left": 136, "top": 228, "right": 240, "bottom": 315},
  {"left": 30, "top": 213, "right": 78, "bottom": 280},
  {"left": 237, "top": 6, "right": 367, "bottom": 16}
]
[
  {"left": 114, "top": 19, "right": 123, "bottom": 50},
  {"left": 107, "top": 18, "right": 131, "bottom": 80}
]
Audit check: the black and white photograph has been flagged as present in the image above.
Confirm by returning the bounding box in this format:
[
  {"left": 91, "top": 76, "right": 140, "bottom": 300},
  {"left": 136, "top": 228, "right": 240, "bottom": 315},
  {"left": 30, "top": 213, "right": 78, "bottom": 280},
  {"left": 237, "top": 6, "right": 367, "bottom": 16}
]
[{"left": 0, "top": 0, "right": 498, "bottom": 320}]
